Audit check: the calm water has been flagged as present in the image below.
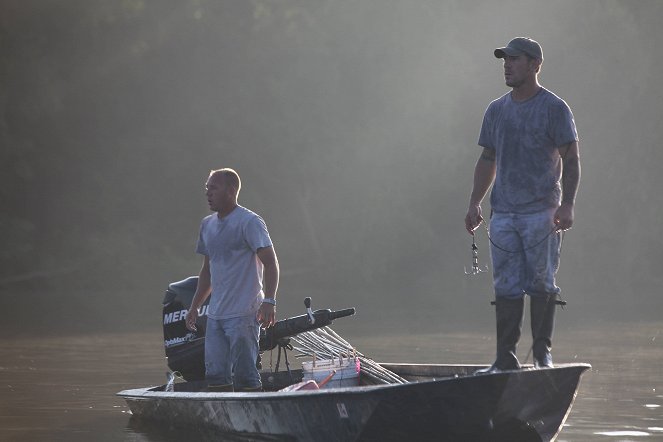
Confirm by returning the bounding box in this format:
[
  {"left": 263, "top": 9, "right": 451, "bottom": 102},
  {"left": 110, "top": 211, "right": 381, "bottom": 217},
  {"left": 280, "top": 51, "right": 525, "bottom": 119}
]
[{"left": 1, "top": 321, "right": 661, "bottom": 441}]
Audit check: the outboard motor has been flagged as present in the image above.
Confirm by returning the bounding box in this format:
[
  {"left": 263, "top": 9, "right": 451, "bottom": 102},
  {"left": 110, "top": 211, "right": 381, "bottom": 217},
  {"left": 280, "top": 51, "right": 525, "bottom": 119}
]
[
  {"left": 162, "top": 276, "right": 356, "bottom": 381},
  {"left": 162, "top": 277, "right": 209, "bottom": 381}
]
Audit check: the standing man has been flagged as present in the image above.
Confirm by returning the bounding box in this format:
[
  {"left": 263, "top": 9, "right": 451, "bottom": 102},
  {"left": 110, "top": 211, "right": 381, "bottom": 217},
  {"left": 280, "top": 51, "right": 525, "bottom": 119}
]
[
  {"left": 465, "top": 37, "right": 580, "bottom": 372},
  {"left": 186, "top": 168, "right": 279, "bottom": 391}
]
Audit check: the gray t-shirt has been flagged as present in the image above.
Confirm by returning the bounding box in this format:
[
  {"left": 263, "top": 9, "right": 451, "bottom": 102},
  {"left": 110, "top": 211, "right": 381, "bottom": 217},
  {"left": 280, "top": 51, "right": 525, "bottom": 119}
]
[
  {"left": 196, "top": 205, "right": 273, "bottom": 319},
  {"left": 478, "top": 87, "right": 578, "bottom": 214}
]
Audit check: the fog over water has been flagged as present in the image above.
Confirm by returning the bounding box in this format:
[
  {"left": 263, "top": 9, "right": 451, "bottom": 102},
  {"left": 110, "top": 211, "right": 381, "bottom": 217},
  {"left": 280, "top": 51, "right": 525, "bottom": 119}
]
[{"left": 1, "top": 0, "right": 662, "bottom": 335}]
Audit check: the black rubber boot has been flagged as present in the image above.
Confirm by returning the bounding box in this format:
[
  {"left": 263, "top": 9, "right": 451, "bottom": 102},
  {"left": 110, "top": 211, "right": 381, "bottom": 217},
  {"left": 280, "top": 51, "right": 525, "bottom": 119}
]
[
  {"left": 476, "top": 297, "right": 525, "bottom": 374},
  {"left": 530, "top": 294, "right": 556, "bottom": 368}
]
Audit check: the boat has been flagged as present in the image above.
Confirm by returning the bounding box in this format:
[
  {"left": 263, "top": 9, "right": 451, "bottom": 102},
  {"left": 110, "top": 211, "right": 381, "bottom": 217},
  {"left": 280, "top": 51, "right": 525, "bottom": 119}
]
[
  {"left": 118, "top": 277, "right": 591, "bottom": 441},
  {"left": 119, "top": 362, "right": 589, "bottom": 441}
]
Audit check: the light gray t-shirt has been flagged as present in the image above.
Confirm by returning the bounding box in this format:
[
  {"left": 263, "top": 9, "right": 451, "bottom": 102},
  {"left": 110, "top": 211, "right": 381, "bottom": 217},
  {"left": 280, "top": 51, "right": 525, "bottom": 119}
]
[
  {"left": 478, "top": 87, "right": 578, "bottom": 214},
  {"left": 196, "top": 205, "right": 273, "bottom": 320}
]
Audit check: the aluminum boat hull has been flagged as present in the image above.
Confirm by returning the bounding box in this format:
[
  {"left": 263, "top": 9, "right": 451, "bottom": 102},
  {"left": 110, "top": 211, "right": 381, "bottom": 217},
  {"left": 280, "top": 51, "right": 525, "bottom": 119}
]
[{"left": 118, "top": 362, "right": 590, "bottom": 441}]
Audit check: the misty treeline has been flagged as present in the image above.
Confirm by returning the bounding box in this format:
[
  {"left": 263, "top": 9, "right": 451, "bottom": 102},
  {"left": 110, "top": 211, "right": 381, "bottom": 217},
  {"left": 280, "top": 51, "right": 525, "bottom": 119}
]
[
  {"left": 2, "top": 1, "right": 663, "bottom": 318},
  {"left": 1, "top": 0, "right": 477, "bottom": 295}
]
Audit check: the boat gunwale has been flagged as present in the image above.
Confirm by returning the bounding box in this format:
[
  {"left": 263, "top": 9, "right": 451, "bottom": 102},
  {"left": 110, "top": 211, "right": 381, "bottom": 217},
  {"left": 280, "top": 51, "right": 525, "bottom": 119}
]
[{"left": 117, "top": 362, "right": 591, "bottom": 401}]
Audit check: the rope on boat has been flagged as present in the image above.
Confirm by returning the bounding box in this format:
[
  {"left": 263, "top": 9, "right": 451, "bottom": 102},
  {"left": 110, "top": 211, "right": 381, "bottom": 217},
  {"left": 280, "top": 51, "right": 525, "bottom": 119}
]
[{"left": 290, "top": 326, "right": 409, "bottom": 385}]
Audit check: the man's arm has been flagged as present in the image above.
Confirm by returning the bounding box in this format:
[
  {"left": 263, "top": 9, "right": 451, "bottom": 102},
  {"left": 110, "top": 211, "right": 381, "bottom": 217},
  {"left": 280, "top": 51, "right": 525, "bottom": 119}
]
[
  {"left": 555, "top": 141, "right": 581, "bottom": 230},
  {"left": 465, "top": 147, "right": 497, "bottom": 234},
  {"left": 185, "top": 255, "right": 212, "bottom": 331},
  {"left": 256, "top": 246, "right": 279, "bottom": 328}
]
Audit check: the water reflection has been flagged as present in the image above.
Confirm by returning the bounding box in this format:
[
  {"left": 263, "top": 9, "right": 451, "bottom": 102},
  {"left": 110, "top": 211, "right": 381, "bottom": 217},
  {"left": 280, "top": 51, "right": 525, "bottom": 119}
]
[{"left": 127, "top": 417, "right": 296, "bottom": 442}]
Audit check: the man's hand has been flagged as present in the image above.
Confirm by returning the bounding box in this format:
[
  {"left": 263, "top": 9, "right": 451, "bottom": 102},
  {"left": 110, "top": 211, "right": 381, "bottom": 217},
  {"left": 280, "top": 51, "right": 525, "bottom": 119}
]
[
  {"left": 257, "top": 303, "right": 276, "bottom": 328},
  {"left": 465, "top": 205, "right": 484, "bottom": 234},
  {"left": 185, "top": 308, "right": 199, "bottom": 332},
  {"left": 554, "top": 202, "right": 574, "bottom": 231}
]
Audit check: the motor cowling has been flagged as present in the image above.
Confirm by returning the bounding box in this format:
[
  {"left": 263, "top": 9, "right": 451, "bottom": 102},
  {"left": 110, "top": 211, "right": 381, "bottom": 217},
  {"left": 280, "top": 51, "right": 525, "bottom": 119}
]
[{"left": 162, "top": 276, "right": 209, "bottom": 381}]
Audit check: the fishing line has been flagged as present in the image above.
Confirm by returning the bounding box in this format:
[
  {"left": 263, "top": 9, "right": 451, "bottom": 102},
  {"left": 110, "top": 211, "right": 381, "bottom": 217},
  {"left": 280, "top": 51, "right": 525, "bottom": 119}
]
[
  {"left": 463, "top": 221, "right": 564, "bottom": 276},
  {"left": 483, "top": 221, "right": 565, "bottom": 255}
]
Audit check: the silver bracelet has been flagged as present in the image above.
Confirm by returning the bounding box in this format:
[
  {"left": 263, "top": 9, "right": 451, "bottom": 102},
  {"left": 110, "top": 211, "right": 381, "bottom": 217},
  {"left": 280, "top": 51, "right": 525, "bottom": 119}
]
[{"left": 262, "top": 298, "right": 276, "bottom": 306}]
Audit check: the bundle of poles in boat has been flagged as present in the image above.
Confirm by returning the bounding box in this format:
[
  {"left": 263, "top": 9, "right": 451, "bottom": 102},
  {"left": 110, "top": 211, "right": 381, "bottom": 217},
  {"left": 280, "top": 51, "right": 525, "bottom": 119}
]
[{"left": 291, "top": 326, "right": 409, "bottom": 385}]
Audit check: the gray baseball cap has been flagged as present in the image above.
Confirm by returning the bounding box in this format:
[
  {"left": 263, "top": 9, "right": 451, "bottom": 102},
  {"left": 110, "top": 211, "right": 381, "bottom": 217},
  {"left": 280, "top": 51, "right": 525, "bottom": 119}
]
[{"left": 494, "top": 37, "right": 543, "bottom": 61}]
